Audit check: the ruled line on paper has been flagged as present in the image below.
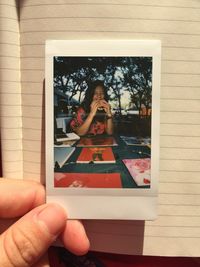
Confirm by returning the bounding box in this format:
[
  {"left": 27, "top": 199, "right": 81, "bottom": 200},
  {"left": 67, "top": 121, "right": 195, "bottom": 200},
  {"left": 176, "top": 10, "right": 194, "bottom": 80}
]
[
  {"left": 22, "top": 170, "right": 45, "bottom": 175},
  {"left": 160, "top": 170, "right": 200, "bottom": 174},
  {"left": 160, "top": 149, "right": 200, "bottom": 155},
  {"left": 1, "top": 137, "right": 22, "bottom": 141},
  {"left": 19, "top": 30, "right": 200, "bottom": 36},
  {"left": 160, "top": 181, "right": 200, "bottom": 185},
  {"left": 0, "top": 68, "right": 21, "bottom": 71},
  {"left": 0, "top": 80, "right": 21, "bottom": 83},
  {"left": 158, "top": 203, "right": 200, "bottom": 207},
  {"left": 0, "top": 16, "right": 18, "bottom": 21},
  {"left": 1, "top": 148, "right": 23, "bottom": 152},
  {"left": 161, "top": 109, "right": 200, "bottom": 112},
  {"left": 163, "top": 72, "right": 200, "bottom": 76},
  {"left": 0, "top": 29, "right": 19, "bottom": 34},
  {"left": 0, "top": 43, "right": 20, "bottom": 47},
  {"left": 0, "top": 3, "right": 16, "bottom": 7},
  {"left": 156, "top": 215, "right": 200, "bottom": 219},
  {"left": 0, "top": 104, "right": 21, "bottom": 107},
  {"left": 1, "top": 80, "right": 42, "bottom": 84},
  {"left": 161, "top": 122, "right": 200, "bottom": 126},
  {"left": 18, "top": 2, "right": 200, "bottom": 9},
  {"left": 1, "top": 127, "right": 23, "bottom": 131},
  {"left": 163, "top": 59, "right": 200, "bottom": 63},
  {"left": 160, "top": 134, "right": 200, "bottom": 138},
  {"left": 20, "top": 16, "right": 200, "bottom": 24},
  {"left": 159, "top": 174, "right": 197, "bottom": 181},
  {"left": 160, "top": 158, "right": 200, "bottom": 162},
  {"left": 21, "top": 56, "right": 44, "bottom": 58},
  {"left": 161, "top": 109, "right": 200, "bottom": 113},
  {"left": 158, "top": 193, "right": 200, "bottom": 197},
  {"left": 3, "top": 159, "right": 22, "bottom": 163},
  {"left": 22, "top": 150, "right": 46, "bottom": 155},
  {"left": 0, "top": 54, "right": 20, "bottom": 58},
  {"left": 20, "top": 65, "right": 44, "bottom": 70}
]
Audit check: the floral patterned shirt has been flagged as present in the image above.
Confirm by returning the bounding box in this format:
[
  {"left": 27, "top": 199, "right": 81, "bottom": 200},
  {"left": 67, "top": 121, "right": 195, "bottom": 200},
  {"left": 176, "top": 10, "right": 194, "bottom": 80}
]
[{"left": 70, "top": 107, "right": 106, "bottom": 135}]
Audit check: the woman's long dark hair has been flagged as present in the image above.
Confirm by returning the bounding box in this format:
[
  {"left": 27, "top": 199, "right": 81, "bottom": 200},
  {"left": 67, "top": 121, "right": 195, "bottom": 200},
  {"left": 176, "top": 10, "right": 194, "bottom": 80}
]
[{"left": 81, "top": 80, "right": 109, "bottom": 114}]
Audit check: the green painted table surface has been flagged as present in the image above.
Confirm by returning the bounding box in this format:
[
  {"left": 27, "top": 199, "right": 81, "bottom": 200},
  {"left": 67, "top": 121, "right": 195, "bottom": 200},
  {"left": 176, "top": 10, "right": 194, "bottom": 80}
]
[{"left": 56, "top": 135, "right": 151, "bottom": 188}]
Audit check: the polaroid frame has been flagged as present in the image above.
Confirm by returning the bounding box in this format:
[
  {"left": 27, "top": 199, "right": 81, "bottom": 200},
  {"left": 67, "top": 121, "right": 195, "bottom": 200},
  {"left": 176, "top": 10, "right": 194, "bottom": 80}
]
[{"left": 45, "top": 40, "right": 161, "bottom": 220}]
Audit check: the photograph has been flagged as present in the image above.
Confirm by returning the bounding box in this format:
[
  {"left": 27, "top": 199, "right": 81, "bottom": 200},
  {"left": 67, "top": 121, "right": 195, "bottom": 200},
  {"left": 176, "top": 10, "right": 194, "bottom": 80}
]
[
  {"left": 54, "top": 56, "right": 152, "bottom": 188},
  {"left": 45, "top": 40, "right": 160, "bottom": 219}
]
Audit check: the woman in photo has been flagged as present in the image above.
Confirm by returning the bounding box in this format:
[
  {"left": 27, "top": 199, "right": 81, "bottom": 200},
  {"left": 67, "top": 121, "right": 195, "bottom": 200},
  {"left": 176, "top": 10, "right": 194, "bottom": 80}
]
[{"left": 70, "top": 80, "right": 113, "bottom": 136}]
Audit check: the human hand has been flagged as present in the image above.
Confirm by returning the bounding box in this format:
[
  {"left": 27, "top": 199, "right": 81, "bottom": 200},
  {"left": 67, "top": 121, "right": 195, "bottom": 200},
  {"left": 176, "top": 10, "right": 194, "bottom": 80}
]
[
  {"left": 100, "top": 100, "right": 112, "bottom": 116},
  {"left": 0, "top": 178, "right": 90, "bottom": 267},
  {"left": 89, "top": 100, "right": 102, "bottom": 117}
]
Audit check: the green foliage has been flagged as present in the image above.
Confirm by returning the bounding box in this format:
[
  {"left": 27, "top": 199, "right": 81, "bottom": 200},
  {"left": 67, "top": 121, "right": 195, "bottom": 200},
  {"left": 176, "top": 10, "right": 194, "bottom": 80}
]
[{"left": 54, "top": 56, "right": 152, "bottom": 114}]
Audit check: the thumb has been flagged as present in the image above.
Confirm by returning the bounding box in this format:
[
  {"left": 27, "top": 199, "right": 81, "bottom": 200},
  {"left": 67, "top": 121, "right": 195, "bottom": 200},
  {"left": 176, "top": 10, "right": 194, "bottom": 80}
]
[{"left": 0, "top": 203, "right": 67, "bottom": 267}]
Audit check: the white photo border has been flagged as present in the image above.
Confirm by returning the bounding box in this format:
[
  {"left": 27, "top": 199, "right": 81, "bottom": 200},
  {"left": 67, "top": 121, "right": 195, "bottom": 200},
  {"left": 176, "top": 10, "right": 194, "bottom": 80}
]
[{"left": 45, "top": 40, "right": 161, "bottom": 219}]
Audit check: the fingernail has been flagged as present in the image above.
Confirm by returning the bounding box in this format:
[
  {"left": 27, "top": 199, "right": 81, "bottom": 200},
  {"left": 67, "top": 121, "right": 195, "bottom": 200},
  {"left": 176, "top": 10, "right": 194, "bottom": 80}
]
[{"left": 37, "top": 204, "right": 67, "bottom": 236}]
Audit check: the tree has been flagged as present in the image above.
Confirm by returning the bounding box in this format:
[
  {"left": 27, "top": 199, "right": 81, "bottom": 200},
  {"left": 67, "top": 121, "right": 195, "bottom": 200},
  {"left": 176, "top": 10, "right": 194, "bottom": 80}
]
[
  {"left": 54, "top": 56, "right": 152, "bottom": 118},
  {"left": 123, "top": 57, "right": 152, "bottom": 117}
]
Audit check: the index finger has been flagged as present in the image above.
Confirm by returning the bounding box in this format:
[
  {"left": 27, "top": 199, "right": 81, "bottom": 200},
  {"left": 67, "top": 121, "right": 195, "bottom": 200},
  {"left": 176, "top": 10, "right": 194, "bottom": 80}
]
[
  {"left": 100, "top": 100, "right": 109, "bottom": 106},
  {"left": 0, "top": 178, "right": 45, "bottom": 218}
]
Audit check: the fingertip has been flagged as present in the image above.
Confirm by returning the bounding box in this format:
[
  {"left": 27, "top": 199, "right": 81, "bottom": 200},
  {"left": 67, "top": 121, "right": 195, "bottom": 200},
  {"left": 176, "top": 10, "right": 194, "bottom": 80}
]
[
  {"left": 32, "top": 181, "right": 46, "bottom": 207},
  {"left": 36, "top": 203, "right": 67, "bottom": 236},
  {"left": 61, "top": 220, "right": 90, "bottom": 255}
]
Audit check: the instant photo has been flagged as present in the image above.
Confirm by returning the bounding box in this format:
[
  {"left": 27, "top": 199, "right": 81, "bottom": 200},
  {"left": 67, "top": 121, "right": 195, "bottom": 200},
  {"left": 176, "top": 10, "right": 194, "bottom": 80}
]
[{"left": 45, "top": 40, "right": 161, "bottom": 219}]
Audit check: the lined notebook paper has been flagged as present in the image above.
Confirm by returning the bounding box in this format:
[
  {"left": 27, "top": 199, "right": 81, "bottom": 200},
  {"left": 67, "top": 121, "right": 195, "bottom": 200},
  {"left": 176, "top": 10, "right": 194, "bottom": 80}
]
[
  {"left": 0, "top": 0, "right": 200, "bottom": 257},
  {"left": 0, "top": 0, "right": 23, "bottom": 178}
]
